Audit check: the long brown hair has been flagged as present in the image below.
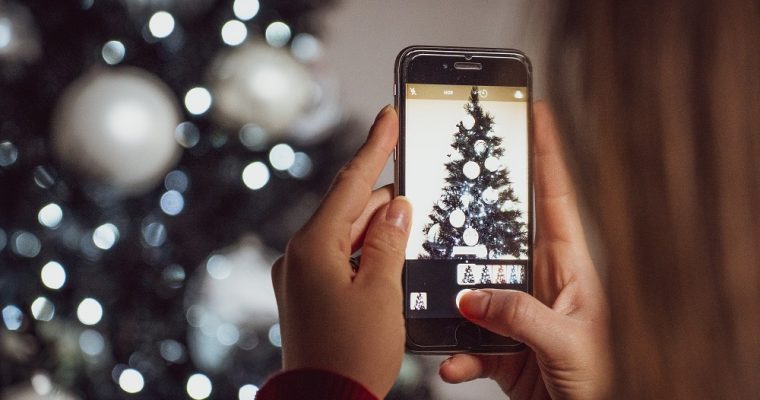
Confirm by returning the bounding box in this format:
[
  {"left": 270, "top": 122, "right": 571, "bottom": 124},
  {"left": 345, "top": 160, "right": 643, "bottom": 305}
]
[{"left": 549, "top": 1, "right": 760, "bottom": 398}]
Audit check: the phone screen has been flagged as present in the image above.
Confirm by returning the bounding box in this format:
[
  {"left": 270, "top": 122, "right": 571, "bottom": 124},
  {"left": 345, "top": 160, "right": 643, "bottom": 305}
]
[{"left": 401, "top": 82, "right": 531, "bottom": 347}]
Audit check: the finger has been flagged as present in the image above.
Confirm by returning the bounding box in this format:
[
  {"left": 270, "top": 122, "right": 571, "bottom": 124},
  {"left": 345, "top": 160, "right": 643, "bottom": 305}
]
[
  {"left": 458, "top": 289, "right": 570, "bottom": 355},
  {"left": 308, "top": 106, "right": 398, "bottom": 246},
  {"left": 533, "top": 101, "right": 585, "bottom": 245},
  {"left": 438, "top": 354, "right": 491, "bottom": 383},
  {"left": 355, "top": 196, "right": 411, "bottom": 286},
  {"left": 350, "top": 184, "right": 394, "bottom": 252}
]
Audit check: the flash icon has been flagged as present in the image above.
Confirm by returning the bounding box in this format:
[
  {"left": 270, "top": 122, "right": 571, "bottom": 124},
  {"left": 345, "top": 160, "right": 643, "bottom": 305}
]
[{"left": 410, "top": 87, "right": 417, "bottom": 96}]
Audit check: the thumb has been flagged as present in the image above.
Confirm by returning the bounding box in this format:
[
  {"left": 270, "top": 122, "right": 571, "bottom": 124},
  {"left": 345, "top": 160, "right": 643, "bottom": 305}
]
[
  {"left": 355, "top": 196, "right": 412, "bottom": 285},
  {"left": 458, "top": 289, "right": 569, "bottom": 356}
]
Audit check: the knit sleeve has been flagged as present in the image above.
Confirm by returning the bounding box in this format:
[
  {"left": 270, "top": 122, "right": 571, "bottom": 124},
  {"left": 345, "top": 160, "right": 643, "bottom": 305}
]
[{"left": 256, "top": 368, "right": 379, "bottom": 400}]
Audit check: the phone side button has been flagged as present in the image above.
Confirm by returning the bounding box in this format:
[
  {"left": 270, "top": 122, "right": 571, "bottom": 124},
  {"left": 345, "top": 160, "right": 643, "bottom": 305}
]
[
  {"left": 393, "top": 146, "right": 397, "bottom": 161},
  {"left": 393, "top": 83, "right": 397, "bottom": 96}
]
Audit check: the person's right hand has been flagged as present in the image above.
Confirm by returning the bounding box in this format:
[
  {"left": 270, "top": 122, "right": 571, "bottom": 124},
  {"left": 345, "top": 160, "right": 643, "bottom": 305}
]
[{"left": 439, "top": 102, "right": 613, "bottom": 400}]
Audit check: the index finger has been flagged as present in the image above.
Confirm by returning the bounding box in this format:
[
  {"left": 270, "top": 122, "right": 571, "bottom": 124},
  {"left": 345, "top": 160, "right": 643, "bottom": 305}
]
[{"left": 307, "top": 106, "right": 398, "bottom": 247}]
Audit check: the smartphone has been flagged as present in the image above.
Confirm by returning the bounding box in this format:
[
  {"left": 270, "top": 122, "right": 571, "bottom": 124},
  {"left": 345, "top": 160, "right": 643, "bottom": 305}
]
[{"left": 394, "top": 46, "right": 533, "bottom": 353}]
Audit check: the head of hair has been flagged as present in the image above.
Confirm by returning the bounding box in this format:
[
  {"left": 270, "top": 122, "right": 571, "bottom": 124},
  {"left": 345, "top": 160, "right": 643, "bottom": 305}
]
[{"left": 548, "top": 1, "right": 760, "bottom": 398}]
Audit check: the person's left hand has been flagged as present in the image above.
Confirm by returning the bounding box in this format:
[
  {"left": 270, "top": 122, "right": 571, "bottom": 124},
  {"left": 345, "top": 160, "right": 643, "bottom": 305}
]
[{"left": 271, "top": 105, "right": 412, "bottom": 398}]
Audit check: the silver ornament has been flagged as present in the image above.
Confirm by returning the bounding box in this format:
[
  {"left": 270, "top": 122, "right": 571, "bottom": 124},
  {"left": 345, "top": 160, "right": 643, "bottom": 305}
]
[
  {"left": 463, "top": 161, "right": 480, "bottom": 179},
  {"left": 208, "top": 42, "right": 316, "bottom": 139},
  {"left": 449, "top": 209, "right": 465, "bottom": 228},
  {"left": 52, "top": 67, "right": 181, "bottom": 195},
  {"left": 463, "top": 227, "right": 479, "bottom": 246}
]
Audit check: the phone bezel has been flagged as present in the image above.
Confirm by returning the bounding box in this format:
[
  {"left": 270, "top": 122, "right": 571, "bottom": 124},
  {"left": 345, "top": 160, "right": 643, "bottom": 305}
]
[{"left": 394, "top": 46, "right": 534, "bottom": 354}]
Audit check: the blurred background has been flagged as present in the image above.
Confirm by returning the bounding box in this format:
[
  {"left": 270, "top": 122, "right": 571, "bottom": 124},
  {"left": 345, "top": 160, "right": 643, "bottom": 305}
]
[{"left": 0, "top": 1, "right": 550, "bottom": 398}]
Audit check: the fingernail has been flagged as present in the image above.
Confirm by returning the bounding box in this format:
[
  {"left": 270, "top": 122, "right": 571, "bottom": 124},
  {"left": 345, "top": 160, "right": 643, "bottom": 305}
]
[
  {"left": 386, "top": 196, "right": 411, "bottom": 230},
  {"left": 460, "top": 290, "right": 491, "bottom": 319},
  {"left": 375, "top": 104, "right": 394, "bottom": 122}
]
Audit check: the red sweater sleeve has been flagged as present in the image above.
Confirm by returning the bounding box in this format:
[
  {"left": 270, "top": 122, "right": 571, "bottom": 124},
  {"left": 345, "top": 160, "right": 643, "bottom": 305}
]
[{"left": 256, "top": 368, "right": 378, "bottom": 400}]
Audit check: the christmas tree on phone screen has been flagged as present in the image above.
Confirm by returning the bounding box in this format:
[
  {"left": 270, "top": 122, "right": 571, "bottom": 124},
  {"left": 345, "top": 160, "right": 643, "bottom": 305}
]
[{"left": 421, "top": 87, "right": 527, "bottom": 259}]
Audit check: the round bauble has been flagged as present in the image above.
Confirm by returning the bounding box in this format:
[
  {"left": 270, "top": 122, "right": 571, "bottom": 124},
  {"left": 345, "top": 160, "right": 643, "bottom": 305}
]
[
  {"left": 482, "top": 187, "right": 498, "bottom": 204},
  {"left": 473, "top": 139, "right": 486, "bottom": 155},
  {"left": 461, "top": 113, "right": 475, "bottom": 131},
  {"left": 185, "top": 236, "right": 278, "bottom": 371},
  {"left": 463, "top": 227, "right": 479, "bottom": 246},
  {"left": 427, "top": 223, "right": 440, "bottom": 242},
  {"left": 208, "top": 42, "right": 315, "bottom": 139},
  {"left": 52, "top": 67, "right": 181, "bottom": 195},
  {"left": 463, "top": 161, "right": 481, "bottom": 180},
  {"left": 449, "top": 209, "right": 465, "bottom": 228}
]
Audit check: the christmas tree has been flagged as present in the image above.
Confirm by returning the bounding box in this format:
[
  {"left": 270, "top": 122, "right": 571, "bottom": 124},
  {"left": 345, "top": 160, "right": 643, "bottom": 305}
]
[
  {"left": 421, "top": 87, "right": 527, "bottom": 259},
  {"left": 479, "top": 265, "right": 492, "bottom": 284},
  {"left": 495, "top": 265, "right": 507, "bottom": 284},
  {"left": 414, "top": 293, "right": 426, "bottom": 310},
  {"left": 462, "top": 264, "right": 475, "bottom": 284}
]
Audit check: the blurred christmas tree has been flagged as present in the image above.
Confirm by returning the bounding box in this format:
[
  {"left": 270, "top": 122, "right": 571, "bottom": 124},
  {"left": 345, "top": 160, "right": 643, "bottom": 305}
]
[
  {"left": 421, "top": 87, "right": 527, "bottom": 260},
  {"left": 0, "top": 1, "right": 434, "bottom": 399}
]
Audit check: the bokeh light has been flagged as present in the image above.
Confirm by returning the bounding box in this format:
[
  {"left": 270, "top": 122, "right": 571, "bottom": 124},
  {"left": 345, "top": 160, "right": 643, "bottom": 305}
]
[
  {"left": 268, "top": 143, "right": 295, "bottom": 171},
  {"left": 233, "top": 0, "right": 259, "bottom": 21},
  {"left": 101, "top": 40, "right": 126, "bottom": 65},
  {"left": 268, "top": 323, "right": 281, "bottom": 347},
  {"left": 38, "top": 203, "right": 63, "bottom": 229},
  {"left": 10, "top": 231, "right": 41, "bottom": 258},
  {"left": 30, "top": 297, "right": 55, "bottom": 321},
  {"left": 159, "top": 339, "right": 185, "bottom": 363},
  {"left": 148, "top": 11, "right": 175, "bottom": 39},
  {"left": 186, "top": 373, "right": 212, "bottom": 400},
  {"left": 160, "top": 190, "right": 185, "bottom": 216},
  {"left": 37, "top": 203, "right": 63, "bottom": 229},
  {"left": 238, "top": 384, "right": 259, "bottom": 400},
  {"left": 221, "top": 20, "right": 247, "bottom": 46},
  {"left": 79, "top": 329, "right": 106, "bottom": 356},
  {"left": 184, "top": 87, "right": 212, "bottom": 115},
  {"left": 265, "top": 21, "right": 291, "bottom": 48},
  {"left": 77, "top": 298, "right": 103, "bottom": 326},
  {"left": 118, "top": 368, "right": 145, "bottom": 394},
  {"left": 0, "top": 141, "right": 19, "bottom": 167},
  {"left": 142, "top": 221, "right": 167, "bottom": 247},
  {"left": 288, "top": 152, "right": 312, "bottom": 179},
  {"left": 31, "top": 373, "right": 52, "bottom": 396},
  {"left": 164, "top": 170, "right": 189, "bottom": 192},
  {"left": 40, "top": 261, "right": 66, "bottom": 290},
  {"left": 242, "top": 161, "right": 269, "bottom": 190},
  {"left": 2, "top": 305, "right": 22, "bottom": 330},
  {"left": 92, "top": 223, "right": 119, "bottom": 250},
  {"left": 291, "top": 33, "right": 322, "bottom": 62},
  {"left": 174, "top": 121, "right": 201, "bottom": 148}
]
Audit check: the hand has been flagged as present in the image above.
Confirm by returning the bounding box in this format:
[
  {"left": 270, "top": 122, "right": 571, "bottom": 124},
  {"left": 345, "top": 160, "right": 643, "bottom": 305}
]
[
  {"left": 439, "top": 102, "right": 613, "bottom": 400},
  {"left": 271, "top": 105, "right": 411, "bottom": 398}
]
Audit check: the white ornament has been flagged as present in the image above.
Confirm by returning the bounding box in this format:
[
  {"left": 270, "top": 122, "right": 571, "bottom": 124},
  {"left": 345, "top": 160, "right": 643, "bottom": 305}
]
[
  {"left": 52, "top": 67, "right": 181, "bottom": 195},
  {"left": 463, "top": 227, "right": 479, "bottom": 246},
  {"left": 461, "top": 193, "right": 474, "bottom": 208},
  {"left": 473, "top": 140, "right": 486, "bottom": 155},
  {"left": 427, "top": 223, "right": 440, "bottom": 242},
  {"left": 463, "top": 161, "right": 480, "bottom": 180},
  {"left": 209, "top": 42, "right": 315, "bottom": 137},
  {"left": 437, "top": 199, "right": 449, "bottom": 210},
  {"left": 484, "top": 156, "right": 503, "bottom": 172},
  {"left": 449, "top": 209, "right": 466, "bottom": 228},
  {"left": 482, "top": 187, "right": 498, "bottom": 204},
  {"left": 475, "top": 245, "right": 488, "bottom": 258},
  {"left": 461, "top": 113, "right": 475, "bottom": 130}
]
